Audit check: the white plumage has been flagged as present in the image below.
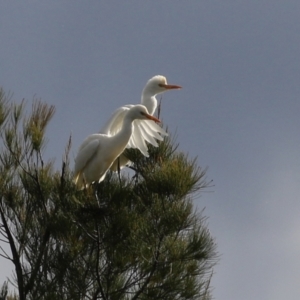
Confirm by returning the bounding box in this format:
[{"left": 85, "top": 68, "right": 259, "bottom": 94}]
[
  {"left": 74, "top": 105, "right": 160, "bottom": 189},
  {"left": 100, "top": 75, "right": 181, "bottom": 171}
]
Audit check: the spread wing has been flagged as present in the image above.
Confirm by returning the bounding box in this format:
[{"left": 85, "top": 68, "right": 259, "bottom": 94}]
[
  {"left": 127, "top": 119, "right": 168, "bottom": 156},
  {"left": 99, "top": 105, "right": 167, "bottom": 157},
  {"left": 99, "top": 105, "right": 132, "bottom": 135}
]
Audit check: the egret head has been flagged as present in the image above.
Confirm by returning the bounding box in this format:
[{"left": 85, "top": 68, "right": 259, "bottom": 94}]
[
  {"left": 143, "top": 75, "right": 182, "bottom": 95},
  {"left": 128, "top": 105, "right": 160, "bottom": 123}
]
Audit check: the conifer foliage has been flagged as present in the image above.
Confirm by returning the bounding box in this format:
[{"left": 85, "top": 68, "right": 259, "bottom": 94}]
[{"left": 0, "top": 88, "right": 217, "bottom": 299}]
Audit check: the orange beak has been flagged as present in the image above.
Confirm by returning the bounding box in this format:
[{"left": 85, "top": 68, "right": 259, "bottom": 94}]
[
  {"left": 144, "top": 113, "right": 160, "bottom": 123},
  {"left": 159, "top": 83, "right": 182, "bottom": 90}
]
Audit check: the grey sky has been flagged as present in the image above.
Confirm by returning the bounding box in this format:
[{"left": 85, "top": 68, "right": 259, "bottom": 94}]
[{"left": 1, "top": 1, "right": 300, "bottom": 299}]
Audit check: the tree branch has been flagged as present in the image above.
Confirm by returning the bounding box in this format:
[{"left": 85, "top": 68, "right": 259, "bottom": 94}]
[
  {"left": 94, "top": 222, "right": 107, "bottom": 300},
  {"left": 132, "top": 237, "right": 163, "bottom": 300},
  {"left": 24, "top": 227, "right": 51, "bottom": 296},
  {"left": 0, "top": 200, "right": 25, "bottom": 300}
]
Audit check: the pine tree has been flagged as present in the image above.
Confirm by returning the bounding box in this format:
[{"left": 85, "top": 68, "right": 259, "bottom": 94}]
[{"left": 0, "top": 88, "right": 217, "bottom": 299}]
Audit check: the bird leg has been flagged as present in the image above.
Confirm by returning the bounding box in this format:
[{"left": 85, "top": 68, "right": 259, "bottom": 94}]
[{"left": 128, "top": 165, "right": 139, "bottom": 186}]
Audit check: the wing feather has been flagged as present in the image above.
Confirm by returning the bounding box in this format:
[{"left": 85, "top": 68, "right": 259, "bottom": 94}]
[
  {"left": 74, "top": 134, "right": 101, "bottom": 176},
  {"left": 100, "top": 104, "right": 167, "bottom": 159},
  {"left": 136, "top": 121, "right": 159, "bottom": 147},
  {"left": 141, "top": 120, "right": 167, "bottom": 142},
  {"left": 100, "top": 105, "right": 132, "bottom": 135},
  {"left": 129, "top": 122, "right": 149, "bottom": 156}
]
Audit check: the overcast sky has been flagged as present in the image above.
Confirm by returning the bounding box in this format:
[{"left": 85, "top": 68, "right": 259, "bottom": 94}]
[{"left": 1, "top": 1, "right": 300, "bottom": 299}]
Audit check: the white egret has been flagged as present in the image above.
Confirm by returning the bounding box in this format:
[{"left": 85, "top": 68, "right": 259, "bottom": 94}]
[
  {"left": 100, "top": 75, "right": 181, "bottom": 171},
  {"left": 74, "top": 105, "right": 160, "bottom": 189}
]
